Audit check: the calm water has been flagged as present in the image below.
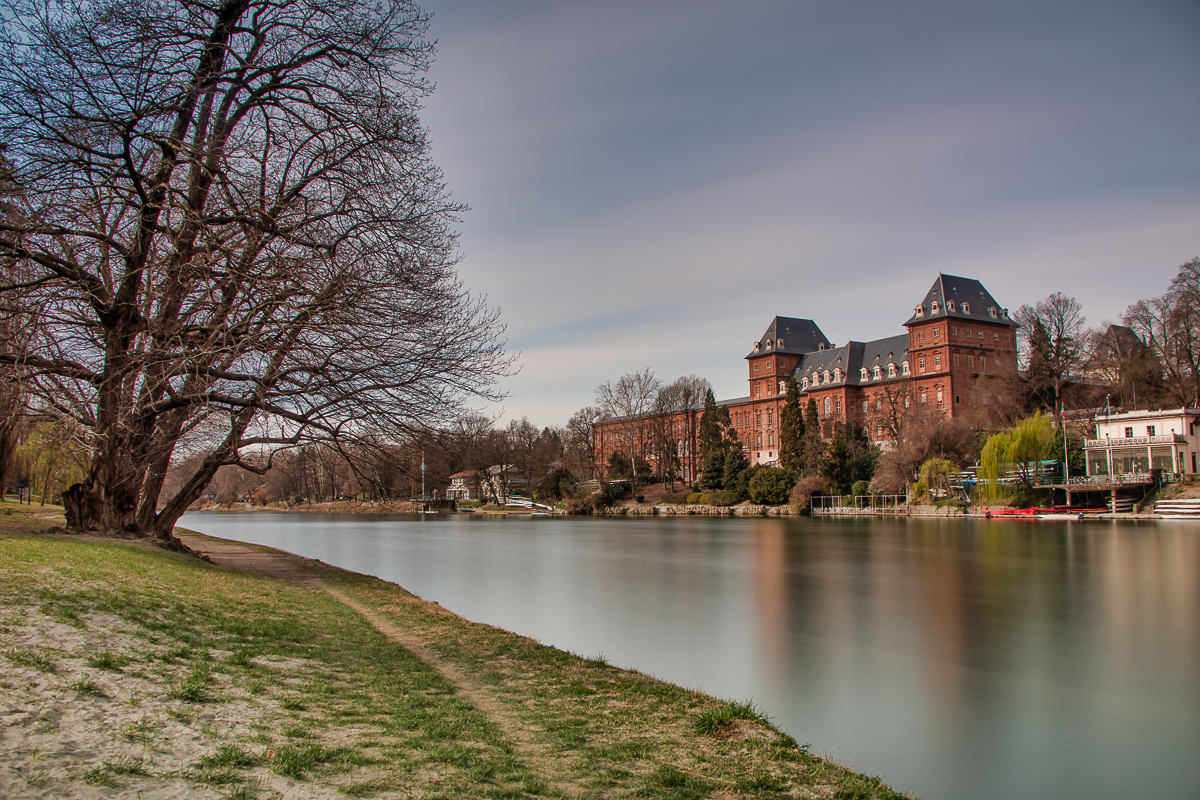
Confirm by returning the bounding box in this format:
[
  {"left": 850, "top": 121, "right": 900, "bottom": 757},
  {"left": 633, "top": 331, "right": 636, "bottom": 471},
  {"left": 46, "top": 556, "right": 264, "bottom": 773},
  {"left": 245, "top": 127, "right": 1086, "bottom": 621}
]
[{"left": 182, "top": 512, "right": 1200, "bottom": 800}]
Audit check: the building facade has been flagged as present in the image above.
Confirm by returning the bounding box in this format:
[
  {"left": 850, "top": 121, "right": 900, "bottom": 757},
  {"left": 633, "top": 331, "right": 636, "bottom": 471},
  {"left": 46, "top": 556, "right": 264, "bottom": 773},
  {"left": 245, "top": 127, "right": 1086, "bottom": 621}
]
[
  {"left": 1084, "top": 408, "right": 1200, "bottom": 478},
  {"left": 594, "top": 274, "right": 1020, "bottom": 477}
]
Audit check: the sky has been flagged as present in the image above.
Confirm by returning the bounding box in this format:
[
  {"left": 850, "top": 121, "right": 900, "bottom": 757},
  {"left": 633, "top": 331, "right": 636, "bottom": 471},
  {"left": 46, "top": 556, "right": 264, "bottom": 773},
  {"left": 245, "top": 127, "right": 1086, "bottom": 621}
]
[{"left": 416, "top": 0, "right": 1200, "bottom": 427}]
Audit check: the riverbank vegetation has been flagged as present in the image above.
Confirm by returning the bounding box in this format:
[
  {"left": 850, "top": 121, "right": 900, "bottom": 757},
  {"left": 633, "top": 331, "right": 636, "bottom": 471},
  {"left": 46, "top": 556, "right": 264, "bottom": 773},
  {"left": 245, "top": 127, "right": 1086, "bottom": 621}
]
[{"left": 0, "top": 502, "right": 909, "bottom": 799}]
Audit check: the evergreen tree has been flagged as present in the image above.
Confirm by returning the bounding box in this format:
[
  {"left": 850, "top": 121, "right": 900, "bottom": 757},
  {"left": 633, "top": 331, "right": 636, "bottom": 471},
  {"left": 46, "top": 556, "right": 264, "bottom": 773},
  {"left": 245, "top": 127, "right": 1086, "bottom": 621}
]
[
  {"left": 802, "top": 397, "right": 824, "bottom": 474},
  {"left": 722, "top": 445, "right": 749, "bottom": 491},
  {"left": 698, "top": 388, "right": 734, "bottom": 489},
  {"left": 778, "top": 378, "right": 805, "bottom": 473}
]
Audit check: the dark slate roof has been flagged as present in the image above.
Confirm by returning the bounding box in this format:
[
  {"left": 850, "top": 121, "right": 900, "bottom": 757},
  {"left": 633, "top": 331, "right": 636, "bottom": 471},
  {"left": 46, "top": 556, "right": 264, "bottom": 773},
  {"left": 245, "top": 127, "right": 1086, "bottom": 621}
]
[
  {"left": 903, "top": 274, "right": 1015, "bottom": 327},
  {"left": 746, "top": 316, "right": 831, "bottom": 359},
  {"left": 789, "top": 333, "right": 911, "bottom": 391},
  {"left": 1093, "top": 324, "right": 1146, "bottom": 361}
]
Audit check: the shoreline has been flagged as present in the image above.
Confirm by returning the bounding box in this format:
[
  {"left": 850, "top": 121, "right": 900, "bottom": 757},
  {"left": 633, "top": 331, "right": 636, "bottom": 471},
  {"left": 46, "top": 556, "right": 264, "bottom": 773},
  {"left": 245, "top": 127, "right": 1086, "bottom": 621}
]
[{"left": 0, "top": 500, "right": 911, "bottom": 799}]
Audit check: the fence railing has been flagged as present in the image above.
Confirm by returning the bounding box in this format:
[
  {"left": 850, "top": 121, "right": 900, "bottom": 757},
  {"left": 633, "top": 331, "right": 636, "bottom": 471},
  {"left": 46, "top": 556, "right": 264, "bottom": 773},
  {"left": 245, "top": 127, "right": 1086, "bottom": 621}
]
[{"left": 811, "top": 495, "right": 909, "bottom": 514}]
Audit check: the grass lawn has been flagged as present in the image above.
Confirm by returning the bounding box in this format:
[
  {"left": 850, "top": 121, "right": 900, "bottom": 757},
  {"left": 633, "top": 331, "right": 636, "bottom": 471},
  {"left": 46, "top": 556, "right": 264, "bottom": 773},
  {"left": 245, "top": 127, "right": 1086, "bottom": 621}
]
[{"left": 0, "top": 499, "right": 910, "bottom": 799}]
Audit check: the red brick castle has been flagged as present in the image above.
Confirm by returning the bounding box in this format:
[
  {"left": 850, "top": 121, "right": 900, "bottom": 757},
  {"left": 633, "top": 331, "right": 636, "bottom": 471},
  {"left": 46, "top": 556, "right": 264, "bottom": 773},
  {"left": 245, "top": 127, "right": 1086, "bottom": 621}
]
[{"left": 594, "top": 274, "right": 1019, "bottom": 480}]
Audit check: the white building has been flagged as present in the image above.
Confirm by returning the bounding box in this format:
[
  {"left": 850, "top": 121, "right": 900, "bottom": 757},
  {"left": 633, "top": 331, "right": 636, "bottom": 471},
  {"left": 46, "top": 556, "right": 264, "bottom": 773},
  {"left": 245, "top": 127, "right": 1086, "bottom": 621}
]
[{"left": 1084, "top": 408, "right": 1200, "bottom": 479}]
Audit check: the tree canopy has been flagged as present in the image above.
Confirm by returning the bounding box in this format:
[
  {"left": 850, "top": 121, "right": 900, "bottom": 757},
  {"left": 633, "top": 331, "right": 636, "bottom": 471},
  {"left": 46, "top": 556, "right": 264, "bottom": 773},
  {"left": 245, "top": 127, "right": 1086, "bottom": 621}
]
[{"left": 0, "top": 0, "right": 509, "bottom": 539}]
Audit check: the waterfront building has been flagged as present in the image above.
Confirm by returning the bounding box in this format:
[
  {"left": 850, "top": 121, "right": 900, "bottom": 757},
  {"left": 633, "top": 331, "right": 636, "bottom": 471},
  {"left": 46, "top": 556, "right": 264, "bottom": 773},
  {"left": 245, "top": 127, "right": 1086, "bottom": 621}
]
[
  {"left": 1084, "top": 408, "right": 1200, "bottom": 478},
  {"left": 594, "top": 274, "right": 1020, "bottom": 476}
]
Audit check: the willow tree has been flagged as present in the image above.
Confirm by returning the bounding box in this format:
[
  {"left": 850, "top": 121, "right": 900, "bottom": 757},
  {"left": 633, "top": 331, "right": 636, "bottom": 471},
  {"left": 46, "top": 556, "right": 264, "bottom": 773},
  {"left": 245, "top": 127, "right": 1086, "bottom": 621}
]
[{"left": 0, "top": 0, "right": 509, "bottom": 541}]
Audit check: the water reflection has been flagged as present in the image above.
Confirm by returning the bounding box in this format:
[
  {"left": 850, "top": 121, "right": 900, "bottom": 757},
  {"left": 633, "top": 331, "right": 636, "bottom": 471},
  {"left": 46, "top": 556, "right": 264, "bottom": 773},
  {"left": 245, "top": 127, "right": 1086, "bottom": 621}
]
[{"left": 183, "top": 512, "right": 1200, "bottom": 800}]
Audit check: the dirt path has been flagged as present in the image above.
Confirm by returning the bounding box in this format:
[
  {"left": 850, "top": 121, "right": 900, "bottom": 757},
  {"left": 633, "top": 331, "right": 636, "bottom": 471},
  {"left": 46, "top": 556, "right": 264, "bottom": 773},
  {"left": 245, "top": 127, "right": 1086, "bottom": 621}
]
[{"left": 177, "top": 534, "right": 582, "bottom": 798}]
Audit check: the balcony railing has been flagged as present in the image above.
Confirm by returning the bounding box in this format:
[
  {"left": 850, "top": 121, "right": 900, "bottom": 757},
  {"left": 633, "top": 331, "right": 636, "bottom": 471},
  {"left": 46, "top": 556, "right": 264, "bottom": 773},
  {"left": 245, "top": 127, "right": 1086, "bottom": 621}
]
[{"left": 1084, "top": 434, "right": 1185, "bottom": 448}]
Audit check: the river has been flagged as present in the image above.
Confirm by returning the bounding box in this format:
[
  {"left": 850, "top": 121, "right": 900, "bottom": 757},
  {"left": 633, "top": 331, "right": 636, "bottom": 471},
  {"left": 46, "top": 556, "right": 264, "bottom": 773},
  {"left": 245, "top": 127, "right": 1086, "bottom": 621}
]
[{"left": 181, "top": 511, "right": 1200, "bottom": 800}]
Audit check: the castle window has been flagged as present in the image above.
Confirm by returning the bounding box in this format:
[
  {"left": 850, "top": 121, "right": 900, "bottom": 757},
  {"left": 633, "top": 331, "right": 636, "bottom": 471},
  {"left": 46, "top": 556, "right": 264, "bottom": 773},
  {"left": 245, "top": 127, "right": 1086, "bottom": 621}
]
[
  {"left": 934, "top": 355, "right": 941, "bottom": 368},
  {"left": 834, "top": 368, "right": 842, "bottom": 382},
  {"left": 779, "top": 381, "right": 786, "bottom": 394},
  {"left": 919, "top": 358, "right": 925, "bottom": 373},
  {"left": 888, "top": 364, "right": 896, "bottom": 377},
  {"left": 861, "top": 368, "right": 869, "bottom": 381},
  {"left": 757, "top": 434, "right": 762, "bottom": 446},
  {"left": 863, "top": 400, "right": 869, "bottom": 413},
  {"left": 951, "top": 327, "right": 957, "bottom": 335},
  {"left": 767, "top": 410, "right": 772, "bottom": 426},
  {"left": 905, "top": 395, "right": 911, "bottom": 407},
  {"left": 823, "top": 370, "right": 831, "bottom": 383},
  {"left": 835, "top": 399, "right": 841, "bottom": 414},
  {"left": 989, "top": 307, "right": 997, "bottom": 318},
  {"left": 954, "top": 354, "right": 960, "bottom": 366},
  {"left": 877, "top": 424, "right": 883, "bottom": 437},
  {"left": 1005, "top": 333, "right": 1011, "bottom": 342},
  {"left": 936, "top": 389, "right": 943, "bottom": 406},
  {"left": 981, "top": 357, "right": 985, "bottom": 370},
  {"left": 918, "top": 331, "right": 924, "bottom": 340},
  {"left": 921, "top": 392, "right": 927, "bottom": 404},
  {"left": 802, "top": 377, "right": 809, "bottom": 388},
  {"left": 934, "top": 327, "right": 940, "bottom": 337},
  {"left": 915, "top": 305, "right": 924, "bottom": 318},
  {"left": 902, "top": 361, "right": 910, "bottom": 375},
  {"left": 968, "top": 356, "right": 974, "bottom": 367},
  {"left": 947, "top": 300, "right": 956, "bottom": 312},
  {"left": 965, "top": 328, "right": 971, "bottom": 337},
  {"left": 823, "top": 397, "right": 831, "bottom": 416},
  {"left": 931, "top": 301, "right": 940, "bottom": 314},
  {"left": 777, "top": 338, "right": 784, "bottom": 348},
  {"left": 768, "top": 432, "right": 774, "bottom": 446},
  {"left": 873, "top": 365, "right": 881, "bottom": 379},
  {"left": 962, "top": 302, "right": 970, "bottom": 314},
  {"left": 876, "top": 397, "right": 882, "bottom": 409},
  {"left": 993, "top": 332, "right": 999, "bottom": 341},
  {"left": 756, "top": 412, "right": 761, "bottom": 426}
]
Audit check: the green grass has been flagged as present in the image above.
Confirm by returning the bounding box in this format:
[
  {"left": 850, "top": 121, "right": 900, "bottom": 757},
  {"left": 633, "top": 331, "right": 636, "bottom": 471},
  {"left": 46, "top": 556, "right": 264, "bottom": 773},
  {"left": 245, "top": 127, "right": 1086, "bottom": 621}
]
[{"left": 0, "top": 515, "right": 910, "bottom": 800}]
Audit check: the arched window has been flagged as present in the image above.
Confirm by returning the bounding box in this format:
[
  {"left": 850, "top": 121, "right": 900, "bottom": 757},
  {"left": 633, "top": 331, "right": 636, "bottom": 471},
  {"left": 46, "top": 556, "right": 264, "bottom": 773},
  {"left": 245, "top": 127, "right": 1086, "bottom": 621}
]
[{"left": 823, "top": 397, "right": 831, "bottom": 415}]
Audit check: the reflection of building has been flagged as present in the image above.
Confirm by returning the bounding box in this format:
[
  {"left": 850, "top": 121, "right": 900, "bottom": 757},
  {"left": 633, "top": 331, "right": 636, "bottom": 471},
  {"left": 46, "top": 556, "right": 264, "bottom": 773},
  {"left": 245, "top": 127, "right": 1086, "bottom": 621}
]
[
  {"left": 1085, "top": 408, "right": 1200, "bottom": 478},
  {"left": 594, "top": 274, "right": 1020, "bottom": 474}
]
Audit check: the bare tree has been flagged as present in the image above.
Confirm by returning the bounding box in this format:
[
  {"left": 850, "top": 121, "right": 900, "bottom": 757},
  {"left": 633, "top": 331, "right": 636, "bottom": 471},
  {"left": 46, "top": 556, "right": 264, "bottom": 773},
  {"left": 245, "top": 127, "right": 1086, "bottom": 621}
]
[
  {"left": 0, "top": 0, "right": 510, "bottom": 541},
  {"left": 565, "top": 406, "right": 600, "bottom": 480},
  {"left": 1125, "top": 258, "right": 1200, "bottom": 407},
  {"left": 1015, "top": 292, "right": 1087, "bottom": 420},
  {"left": 595, "top": 368, "right": 662, "bottom": 488}
]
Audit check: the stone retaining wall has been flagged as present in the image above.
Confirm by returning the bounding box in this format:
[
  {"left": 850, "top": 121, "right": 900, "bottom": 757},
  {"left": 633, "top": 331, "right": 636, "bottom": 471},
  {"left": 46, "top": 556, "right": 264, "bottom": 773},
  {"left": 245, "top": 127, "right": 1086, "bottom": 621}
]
[{"left": 599, "top": 504, "right": 797, "bottom": 517}]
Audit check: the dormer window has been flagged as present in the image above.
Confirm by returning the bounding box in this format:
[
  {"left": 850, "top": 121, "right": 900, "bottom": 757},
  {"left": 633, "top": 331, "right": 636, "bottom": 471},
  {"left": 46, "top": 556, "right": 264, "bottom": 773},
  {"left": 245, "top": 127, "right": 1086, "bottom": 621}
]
[
  {"left": 765, "top": 340, "right": 772, "bottom": 350},
  {"left": 888, "top": 364, "right": 896, "bottom": 377},
  {"left": 902, "top": 361, "right": 910, "bottom": 375},
  {"left": 802, "top": 377, "right": 809, "bottom": 389},
  {"left": 777, "top": 338, "right": 784, "bottom": 348},
  {"left": 873, "top": 365, "right": 882, "bottom": 379},
  {"left": 823, "top": 370, "right": 831, "bottom": 384},
  {"left": 778, "top": 381, "right": 786, "bottom": 394},
  {"left": 861, "top": 368, "right": 869, "bottom": 381},
  {"left": 931, "top": 301, "right": 940, "bottom": 314},
  {"left": 754, "top": 342, "right": 761, "bottom": 352},
  {"left": 962, "top": 302, "right": 970, "bottom": 314},
  {"left": 914, "top": 305, "right": 924, "bottom": 318},
  {"left": 988, "top": 307, "right": 997, "bottom": 318},
  {"left": 947, "top": 300, "right": 956, "bottom": 312},
  {"left": 834, "top": 368, "right": 842, "bottom": 382},
  {"left": 818, "top": 343, "right": 825, "bottom": 350}
]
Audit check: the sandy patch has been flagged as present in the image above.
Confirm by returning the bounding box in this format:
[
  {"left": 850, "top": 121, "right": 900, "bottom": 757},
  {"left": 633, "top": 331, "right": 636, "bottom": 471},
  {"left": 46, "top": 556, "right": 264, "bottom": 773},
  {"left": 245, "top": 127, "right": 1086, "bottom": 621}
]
[{"left": 0, "top": 606, "right": 339, "bottom": 799}]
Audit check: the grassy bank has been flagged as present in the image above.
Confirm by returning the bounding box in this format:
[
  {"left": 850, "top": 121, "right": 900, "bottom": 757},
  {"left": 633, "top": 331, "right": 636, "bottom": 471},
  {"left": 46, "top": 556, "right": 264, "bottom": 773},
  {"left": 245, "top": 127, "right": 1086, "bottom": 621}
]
[{"left": 0, "top": 500, "right": 910, "bottom": 799}]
